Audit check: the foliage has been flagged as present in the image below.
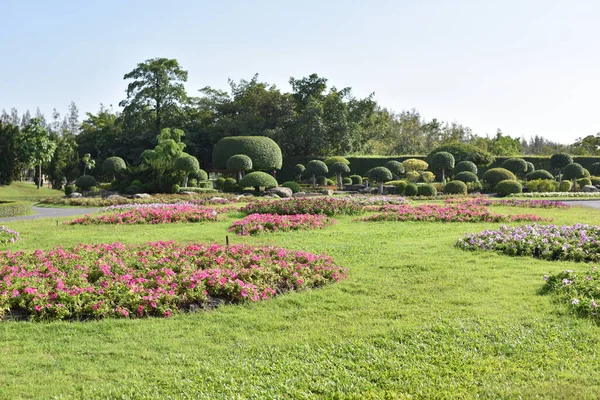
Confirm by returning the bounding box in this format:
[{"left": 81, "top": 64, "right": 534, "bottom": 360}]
[
  {"left": 367, "top": 167, "right": 393, "bottom": 183},
  {"left": 550, "top": 153, "right": 573, "bottom": 171},
  {"left": 64, "top": 184, "right": 76, "bottom": 196},
  {"left": 241, "top": 197, "right": 364, "bottom": 216},
  {"left": 174, "top": 154, "right": 201, "bottom": 187},
  {"left": 502, "top": 158, "right": 528, "bottom": 176},
  {"left": 525, "top": 179, "right": 558, "bottom": 193},
  {"left": 323, "top": 156, "right": 349, "bottom": 165},
  {"left": 404, "top": 182, "right": 418, "bottom": 196},
  {"left": 494, "top": 180, "right": 522, "bottom": 197},
  {"left": 191, "top": 169, "right": 208, "bottom": 182},
  {"left": 526, "top": 170, "right": 554, "bottom": 181},
  {"left": 430, "top": 152, "right": 455, "bottom": 181},
  {"left": 401, "top": 158, "right": 428, "bottom": 172},
  {"left": 0, "top": 225, "right": 20, "bottom": 245},
  {"left": 444, "top": 197, "right": 569, "bottom": 208},
  {"left": 226, "top": 154, "right": 253, "bottom": 172},
  {"left": 577, "top": 178, "right": 592, "bottom": 189},
  {"left": 223, "top": 178, "right": 239, "bottom": 193},
  {"left": 454, "top": 160, "right": 478, "bottom": 175},
  {"left": 212, "top": 136, "right": 283, "bottom": 171},
  {"left": 428, "top": 142, "right": 495, "bottom": 166},
  {"left": 329, "top": 162, "right": 350, "bottom": 175},
  {"left": 0, "top": 201, "right": 33, "bottom": 218},
  {"left": 384, "top": 160, "right": 405, "bottom": 177},
  {"left": 542, "top": 267, "right": 600, "bottom": 323},
  {"left": 16, "top": 118, "right": 57, "bottom": 189},
  {"left": 444, "top": 180, "right": 468, "bottom": 195},
  {"left": 386, "top": 180, "right": 408, "bottom": 194},
  {"left": 350, "top": 174, "right": 363, "bottom": 184},
  {"left": 342, "top": 177, "right": 352, "bottom": 185},
  {"left": 0, "top": 121, "right": 19, "bottom": 185},
  {"left": 421, "top": 171, "right": 435, "bottom": 183},
  {"left": 590, "top": 162, "right": 600, "bottom": 176},
  {"left": 482, "top": 168, "right": 517, "bottom": 188},
  {"left": 563, "top": 163, "right": 585, "bottom": 181},
  {"left": 75, "top": 175, "right": 98, "bottom": 191},
  {"left": 239, "top": 172, "right": 278, "bottom": 190},
  {"left": 229, "top": 213, "right": 335, "bottom": 235},
  {"left": 171, "top": 184, "right": 181, "bottom": 194},
  {"left": 102, "top": 156, "right": 126, "bottom": 179},
  {"left": 454, "top": 171, "right": 478, "bottom": 183},
  {"left": 417, "top": 183, "right": 437, "bottom": 197},
  {"left": 214, "top": 177, "right": 225, "bottom": 190},
  {"left": 526, "top": 161, "right": 535, "bottom": 173},
  {"left": 67, "top": 204, "right": 218, "bottom": 225},
  {"left": 281, "top": 181, "right": 301, "bottom": 193},
  {"left": 305, "top": 160, "right": 328, "bottom": 177}
]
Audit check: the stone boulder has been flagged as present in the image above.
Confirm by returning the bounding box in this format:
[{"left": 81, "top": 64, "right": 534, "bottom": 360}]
[
  {"left": 582, "top": 185, "right": 599, "bottom": 193},
  {"left": 131, "top": 193, "right": 152, "bottom": 199},
  {"left": 293, "top": 192, "right": 322, "bottom": 197},
  {"left": 67, "top": 192, "right": 83, "bottom": 198},
  {"left": 105, "top": 194, "right": 128, "bottom": 201},
  {"left": 266, "top": 186, "right": 293, "bottom": 198}
]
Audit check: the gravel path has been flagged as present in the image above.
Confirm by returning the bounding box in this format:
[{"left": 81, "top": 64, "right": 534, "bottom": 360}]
[
  {"left": 563, "top": 200, "right": 600, "bottom": 209},
  {"left": 0, "top": 206, "right": 100, "bottom": 223}
]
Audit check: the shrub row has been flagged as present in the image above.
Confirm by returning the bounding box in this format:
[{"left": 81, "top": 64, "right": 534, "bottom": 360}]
[{"left": 0, "top": 201, "right": 33, "bottom": 218}]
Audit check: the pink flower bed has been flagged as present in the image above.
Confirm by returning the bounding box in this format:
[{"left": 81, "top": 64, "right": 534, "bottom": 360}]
[
  {"left": 229, "top": 213, "right": 335, "bottom": 236},
  {"left": 66, "top": 204, "right": 219, "bottom": 225},
  {"left": 357, "top": 203, "right": 548, "bottom": 223},
  {"left": 0, "top": 241, "right": 347, "bottom": 321},
  {"left": 444, "top": 196, "right": 570, "bottom": 208}
]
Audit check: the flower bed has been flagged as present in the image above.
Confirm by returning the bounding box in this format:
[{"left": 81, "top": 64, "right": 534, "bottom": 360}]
[
  {"left": 542, "top": 267, "right": 599, "bottom": 323},
  {"left": 357, "top": 203, "right": 547, "bottom": 223},
  {"left": 39, "top": 194, "right": 239, "bottom": 208},
  {"left": 229, "top": 213, "right": 335, "bottom": 236},
  {"left": 509, "top": 192, "right": 600, "bottom": 198},
  {"left": 456, "top": 224, "right": 600, "bottom": 263},
  {"left": 344, "top": 195, "right": 408, "bottom": 206},
  {"left": 101, "top": 202, "right": 235, "bottom": 214},
  {"left": 241, "top": 197, "right": 364, "bottom": 216},
  {"left": 0, "top": 226, "right": 20, "bottom": 245},
  {"left": 67, "top": 204, "right": 218, "bottom": 225},
  {"left": 0, "top": 241, "right": 347, "bottom": 320},
  {"left": 444, "top": 197, "right": 570, "bottom": 209}
]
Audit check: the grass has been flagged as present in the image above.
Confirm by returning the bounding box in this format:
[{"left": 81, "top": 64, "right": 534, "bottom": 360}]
[
  {"left": 1, "top": 203, "right": 600, "bottom": 398},
  {"left": 0, "top": 181, "right": 65, "bottom": 202}
]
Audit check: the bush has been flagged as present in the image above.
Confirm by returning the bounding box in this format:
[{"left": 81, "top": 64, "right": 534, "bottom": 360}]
[
  {"left": 526, "top": 161, "right": 535, "bottom": 174},
  {"left": 591, "top": 177, "right": 600, "bottom": 186},
  {"left": 64, "top": 184, "right": 76, "bottom": 196},
  {"left": 589, "top": 162, "right": 600, "bottom": 176},
  {"left": 494, "top": 180, "right": 522, "bottom": 197},
  {"left": 421, "top": 171, "right": 435, "bottom": 183},
  {"left": 178, "top": 187, "right": 219, "bottom": 194},
  {"left": 212, "top": 136, "right": 283, "bottom": 171},
  {"left": 239, "top": 172, "right": 278, "bottom": 190},
  {"left": 102, "top": 156, "right": 126, "bottom": 179},
  {"left": 405, "top": 171, "right": 420, "bottom": 182},
  {"left": 191, "top": 169, "right": 209, "bottom": 181},
  {"left": 428, "top": 143, "right": 495, "bottom": 166},
  {"left": 282, "top": 181, "right": 301, "bottom": 193},
  {"left": 326, "top": 178, "right": 335, "bottom": 186},
  {"left": 444, "top": 180, "right": 468, "bottom": 195},
  {"left": 401, "top": 159, "right": 428, "bottom": 172},
  {"left": 197, "top": 181, "right": 213, "bottom": 189},
  {"left": 223, "top": 178, "right": 239, "bottom": 193},
  {"left": 124, "top": 185, "right": 144, "bottom": 195},
  {"left": 563, "top": 163, "right": 585, "bottom": 180},
  {"left": 482, "top": 168, "right": 517, "bottom": 188},
  {"left": 0, "top": 201, "right": 33, "bottom": 218},
  {"left": 226, "top": 154, "right": 253, "bottom": 172},
  {"left": 350, "top": 175, "right": 363, "bottom": 184},
  {"left": 384, "top": 160, "right": 405, "bottom": 177},
  {"left": 386, "top": 180, "right": 407, "bottom": 194},
  {"left": 466, "top": 181, "right": 483, "bottom": 193},
  {"left": 187, "top": 178, "right": 198, "bottom": 188},
  {"left": 558, "top": 180, "right": 572, "bottom": 192},
  {"left": 342, "top": 177, "right": 352, "bottom": 185},
  {"left": 404, "top": 183, "right": 418, "bottom": 196},
  {"left": 323, "top": 156, "right": 349, "bottom": 165},
  {"left": 367, "top": 167, "right": 393, "bottom": 183},
  {"left": 550, "top": 153, "right": 573, "bottom": 171},
  {"left": 214, "top": 177, "right": 226, "bottom": 190},
  {"left": 454, "top": 161, "right": 478, "bottom": 175},
  {"left": 306, "top": 160, "right": 328, "bottom": 178},
  {"left": 430, "top": 152, "right": 455, "bottom": 181},
  {"left": 577, "top": 178, "right": 592, "bottom": 189},
  {"left": 526, "top": 179, "right": 557, "bottom": 193},
  {"left": 329, "top": 162, "right": 351, "bottom": 177},
  {"left": 583, "top": 168, "right": 590, "bottom": 178},
  {"left": 171, "top": 184, "right": 181, "bottom": 194},
  {"left": 418, "top": 183, "right": 437, "bottom": 197},
  {"left": 316, "top": 176, "right": 327, "bottom": 186},
  {"left": 526, "top": 169, "right": 554, "bottom": 181},
  {"left": 502, "top": 158, "right": 528, "bottom": 175},
  {"left": 174, "top": 155, "right": 201, "bottom": 175},
  {"left": 131, "top": 180, "right": 143, "bottom": 187},
  {"left": 454, "top": 171, "right": 478, "bottom": 183},
  {"left": 75, "top": 175, "right": 98, "bottom": 191}
]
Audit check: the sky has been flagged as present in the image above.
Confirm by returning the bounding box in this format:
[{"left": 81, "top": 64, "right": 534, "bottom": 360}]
[{"left": 1, "top": 0, "right": 599, "bottom": 144}]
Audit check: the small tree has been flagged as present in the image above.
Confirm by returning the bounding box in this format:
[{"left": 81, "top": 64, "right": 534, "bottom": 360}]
[
  {"left": 367, "top": 167, "right": 393, "bottom": 194},
  {"left": 305, "top": 160, "right": 328, "bottom": 188},
  {"left": 102, "top": 156, "right": 126, "bottom": 180},
  {"left": 454, "top": 161, "right": 478, "bottom": 175},
  {"left": 239, "top": 171, "right": 278, "bottom": 192},
  {"left": 401, "top": 158, "right": 428, "bottom": 173},
  {"left": 384, "top": 161, "right": 405, "bottom": 179},
  {"left": 174, "top": 154, "right": 201, "bottom": 187},
  {"left": 563, "top": 163, "right": 585, "bottom": 191},
  {"left": 502, "top": 158, "right": 528, "bottom": 177},
  {"left": 16, "top": 118, "right": 57, "bottom": 189},
  {"left": 226, "top": 154, "right": 253, "bottom": 183},
  {"left": 323, "top": 156, "right": 350, "bottom": 166},
  {"left": 294, "top": 164, "right": 305, "bottom": 181},
  {"left": 329, "top": 162, "right": 351, "bottom": 189},
  {"left": 81, "top": 153, "right": 95, "bottom": 176},
  {"left": 430, "top": 152, "right": 455, "bottom": 182},
  {"left": 549, "top": 153, "right": 573, "bottom": 182}
]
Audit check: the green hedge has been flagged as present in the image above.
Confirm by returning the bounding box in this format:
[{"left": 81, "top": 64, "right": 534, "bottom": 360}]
[{"left": 0, "top": 201, "right": 33, "bottom": 218}]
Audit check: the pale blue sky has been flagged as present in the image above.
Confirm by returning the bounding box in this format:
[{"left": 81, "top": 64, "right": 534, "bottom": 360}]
[{"left": 1, "top": 0, "right": 598, "bottom": 144}]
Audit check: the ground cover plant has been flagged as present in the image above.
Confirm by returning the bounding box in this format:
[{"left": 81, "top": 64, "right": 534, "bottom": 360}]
[
  {"left": 456, "top": 223, "right": 600, "bottom": 263},
  {"left": 229, "top": 213, "right": 335, "bottom": 235},
  {"left": 66, "top": 204, "right": 219, "bottom": 225},
  {"left": 358, "top": 203, "right": 548, "bottom": 223},
  {"left": 241, "top": 197, "right": 364, "bottom": 216},
  {"left": 0, "top": 241, "right": 346, "bottom": 321},
  {"left": 0, "top": 226, "right": 20, "bottom": 245},
  {"left": 542, "top": 267, "right": 600, "bottom": 323},
  {"left": 444, "top": 196, "right": 570, "bottom": 209}
]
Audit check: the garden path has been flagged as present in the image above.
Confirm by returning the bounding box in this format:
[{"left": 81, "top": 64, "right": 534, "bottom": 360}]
[{"left": 0, "top": 206, "right": 100, "bottom": 222}]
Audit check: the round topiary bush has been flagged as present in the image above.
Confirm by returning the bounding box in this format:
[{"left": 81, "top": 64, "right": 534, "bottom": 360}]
[
  {"left": 563, "top": 163, "right": 585, "bottom": 181},
  {"left": 329, "top": 162, "right": 351, "bottom": 188},
  {"left": 223, "top": 178, "right": 239, "bottom": 193},
  {"left": 526, "top": 162, "right": 535, "bottom": 174},
  {"left": 326, "top": 178, "right": 335, "bottom": 186},
  {"left": 171, "top": 184, "right": 181, "bottom": 194},
  {"left": 550, "top": 153, "right": 573, "bottom": 171},
  {"left": 393, "top": 180, "right": 408, "bottom": 195},
  {"left": 578, "top": 178, "right": 592, "bottom": 189},
  {"left": 342, "top": 177, "right": 352, "bottom": 185},
  {"left": 282, "top": 181, "right": 301, "bottom": 193},
  {"left": 367, "top": 167, "right": 393, "bottom": 194},
  {"left": 192, "top": 169, "right": 209, "bottom": 182},
  {"left": 502, "top": 158, "right": 528, "bottom": 176},
  {"left": 239, "top": 172, "right": 278, "bottom": 191},
  {"left": 64, "top": 184, "right": 76, "bottom": 196},
  {"left": 212, "top": 136, "right": 283, "bottom": 171},
  {"left": 102, "top": 156, "right": 126, "bottom": 179},
  {"left": 525, "top": 170, "right": 554, "bottom": 181},
  {"left": 482, "top": 168, "right": 517, "bottom": 189},
  {"left": 214, "top": 177, "right": 225, "bottom": 190},
  {"left": 404, "top": 183, "right": 418, "bottom": 196},
  {"left": 454, "top": 171, "right": 478, "bottom": 183},
  {"left": 558, "top": 180, "right": 572, "bottom": 192},
  {"left": 444, "top": 180, "right": 468, "bottom": 195},
  {"left": 590, "top": 162, "right": 600, "bottom": 176},
  {"left": 494, "top": 180, "right": 522, "bottom": 197},
  {"left": 428, "top": 143, "right": 495, "bottom": 166},
  {"left": 350, "top": 175, "right": 363, "bottom": 185},
  {"left": 401, "top": 159, "right": 428, "bottom": 172},
  {"left": 306, "top": 160, "right": 328, "bottom": 187},
  {"left": 323, "top": 156, "right": 350, "bottom": 165},
  {"left": 430, "top": 152, "right": 455, "bottom": 181},
  {"left": 454, "top": 160, "right": 478, "bottom": 175},
  {"left": 226, "top": 154, "right": 253, "bottom": 172},
  {"left": 316, "top": 176, "right": 327, "bottom": 186},
  {"left": 75, "top": 175, "right": 98, "bottom": 191},
  {"left": 384, "top": 160, "right": 405, "bottom": 177},
  {"left": 418, "top": 183, "right": 437, "bottom": 197}
]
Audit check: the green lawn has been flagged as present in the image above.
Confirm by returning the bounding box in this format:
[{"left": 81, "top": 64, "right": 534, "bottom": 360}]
[
  {"left": 1, "top": 204, "right": 600, "bottom": 398},
  {"left": 0, "top": 181, "right": 65, "bottom": 201}
]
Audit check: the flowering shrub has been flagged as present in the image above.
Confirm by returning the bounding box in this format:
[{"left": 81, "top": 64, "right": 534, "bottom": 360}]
[
  {"left": 67, "top": 204, "right": 219, "bottom": 225},
  {"left": 456, "top": 224, "right": 600, "bottom": 263},
  {"left": 241, "top": 197, "right": 364, "bottom": 216},
  {"left": 541, "top": 267, "right": 599, "bottom": 323},
  {"left": 0, "top": 226, "right": 20, "bottom": 245},
  {"left": 444, "top": 197, "right": 570, "bottom": 209},
  {"left": 229, "top": 213, "right": 335, "bottom": 235},
  {"left": 0, "top": 241, "right": 347, "bottom": 321},
  {"left": 358, "top": 203, "right": 547, "bottom": 223}
]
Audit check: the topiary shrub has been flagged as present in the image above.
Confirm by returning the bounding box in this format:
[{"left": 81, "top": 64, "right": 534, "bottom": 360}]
[
  {"left": 342, "top": 177, "right": 352, "bottom": 186},
  {"left": 124, "top": 185, "right": 144, "bottom": 195},
  {"left": 549, "top": 153, "right": 573, "bottom": 181},
  {"left": 494, "top": 180, "right": 522, "bottom": 197},
  {"left": 558, "top": 180, "right": 572, "bottom": 192},
  {"left": 239, "top": 172, "right": 278, "bottom": 191},
  {"left": 402, "top": 159, "right": 428, "bottom": 172},
  {"left": 577, "top": 178, "right": 592, "bottom": 189},
  {"left": 214, "top": 177, "right": 225, "bottom": 190},
  {"left": 394, "top": 180, "right": 408, "bottom": 195},
  {"left": 405, "top": 171, "right": 420, "bottom": 182},
  {"left": 282, "top": 181, "right": 301, "bottom": 193},
  {"left": 526, "top": 179, "right": 557, "bottom": 193},
  {"left": 384, "top": 160, "right": 405, "bottom": 178},
  {"left": 526, "top": 161, "right": 535, "bottom": 174},
  {"left": 563, "top": 163, "right": 585, "bottom": 190},
  {"left": 421, "top": 171, "right": 435, "bottom": 183},
  {"left": 350, "top": 175, "right": 363, "bottom": 185},
  {"left": 525, "top": 170, "right": 554, "bottom": 181},
  {"left": 502, "top": 158, "right": 528, "bottom": 176},
  {"left": 404, "top": 183, "right": 418, "bottom": 196},
  {"left": 316, "top": 176, "right": 327, "bottom": 186},
  {"left": 428, "top": 143, "right": 495, "bottom": 166},
  {"left": 187, "top": 178, "right": 198, "bottom": 188},
  {"left": 367, "top": 167, "right": 393, "bottom": 194},
  {"left": 171, "top": 184, "right": 181, "bottom": 194},
  {"left": 326, "top": 178, "right": 335, "bottom": 186},
  {"left": 482, "top": 168, "right": 517, "bottom": 189},
  {"left": 454, "top": 171, "right": 478, "bottom": 183},
  {"left": 583, "top": 168, "right": 590, "bottom": 178},
  {"left": 223, "top": 178, "right": 239, "bottom": 193},
  {"left": 589, "top": 162, "right": 600, "bottom": 176},
  {"left": 591, "top": 177, "right": 600, "bottom": 186},
  {"left": 131, "top": 180, "right": 143, "bottom": 187},
  {"left": 323, "top": 156, "right": 350, "bottom": 166},
  {"left": 226, "top": 154, "right": 253, "bottom": 183},
  {"left": 306, "top": 160, "right": 329, "bottom": 188},
  {"left": 430, "top": 152, "right": 455, "bottom": 182},
  {"left": 454, "top": 160, "right": 478, "bottom": 175},
  {"left": 329, "top": 162, "right": 351, "bottom": 189},
  {"left": 64, "top": 184, "right": 76, "bottom": 196},
  {"left": 294, "top": 164, "right": 306, "bottom": 181},
  {"left": 466, "top": 181, "right": 483, "bottom": 193},
  {"left": 102, "top": 156, "right": 126, "bottom": 180},
  {"left": 444, "top": 180, "right": 468, "bottom": 195},
  {"left": 212, "top": 136, "right": 283, "bottom": 171},
  {"left": 174, "top": 154, "right": 201, "bottom": 187},
  {"left": 418, "top": 183, "right": 437, "bottom": 197},
  {"left": 75, "top": 175, "right": 98, "bottom": 191}
]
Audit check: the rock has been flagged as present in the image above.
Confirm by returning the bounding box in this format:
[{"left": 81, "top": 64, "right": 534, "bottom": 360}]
[
  {"left": 267, "top": 187, "right": 293, "bottom": 198},
  {"left": 179, "top": 191, "right": 195, "bottom": 195},
  {"left": 265, "top": 193, "right": 280, "bottom": 199},
  {"left": 67, "top": 192, "right": 82, "bottom": 198},
  {"left": 582, "top": 185, "right": 599, "bottom": 193},
  {"left": 321, "top": 189, "right": 334, "bottom": 196},
  {"left": 105, "top": 194, "right": 127, "bottom": 201},
  {"left": 242, "top": 192, "right": 255, "bottom": 197},
  {"left": 132, "top": 193, "right": 152, "bottom": 199},
  {"left": 360, "top": 187, "right": 378, "bottom": 194}
]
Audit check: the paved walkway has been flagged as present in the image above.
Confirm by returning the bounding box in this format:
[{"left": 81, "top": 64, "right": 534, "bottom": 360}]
[
  {"left": 0, "top": 206, "right": 100, "bottom": 223},
  {"left": 563, "top": 200, "right": 600, "bottom": 209}
]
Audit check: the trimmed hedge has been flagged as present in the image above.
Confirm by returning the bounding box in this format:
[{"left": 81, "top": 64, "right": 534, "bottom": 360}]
[
  {"left": 428, "top": 143, "right": 495, "bottom": 166},
  {"left": 0, "top": 201, "right": 34, "bottom": 218},
  {"left": 178, "top": 187, "right": 219, "bottom": 194},
  {"left": 212, "top": 136, "right": 283, "bottom": 171},
  {"left": 454, "top": 171, "right": 478, "bottom": 183},
  {"left": 494, "top": 180, "right": 522, "bottom": 197},
  {"left": 281, "top": 181, "right": 301, "bottom": 193},
  {"left": 444, "top": 180, "right": 468, "bottom": 195},
  {"left": 350, "top": 175, "right": 363, "bottom": 184},
  {"left": 482, "top": 168, "right": 517, "bottom": 188},
  {"left": 418, "top": 183, "right": 437, "bottom": 197},
  {"left": 404, "top": 183, "right": 418, "bottom": 196},
  {"left": 525, "top": 170, "right": 554, "bottom": 181}
]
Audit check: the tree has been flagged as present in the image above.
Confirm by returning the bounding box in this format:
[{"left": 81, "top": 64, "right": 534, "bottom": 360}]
[
  {"left": 0, "top": 121, "right": 19, "bottom": 185},
  {"left": 140, "top": 128, "right": 186, "bottom": 192},
  {"left": 502, "top": 158, "right": 528, "bottom": 177},
  {"left": 102, "top": 156, "right": 127, "bottom": 180},
  {"left": 563, "top": 163, "right": 585, "bottom": 191},
  {"left": 430, "top": 152, "right": 455, "bottom": 182},
  {"left": 16, "top": 118, "right": 57, "bottom": 189},
  {"left": 384, "top": 161, "right": 405, "bottom": 179},
  {"left": 212, "top": 136, "right": 282, "bottom": 171},
  {"left": 549, "top": 153, "right": 573, "bottom": 182},
  {"left": 81, "top": 153, "right": 95, "bottom": 175},
  {"left": 329, "top": 162, "right": 351, "bottom": 189},
  {"left": 367, "top": 167, "right": 393, "bottom": 194},
  {"left": 174, "top": 154, "right": 201, "bottom": 187},
  {"left": 239, "top": 171, "right": 278, "bottom": 192},
  {"left": 305, "top": 160, "right": 328, "bottom": 188},
  {"left": 226, "top": 154, "right": 253, "bottom": 183},
  {"left": 119, "top": 58, "right": 189, "bottom": 134}
]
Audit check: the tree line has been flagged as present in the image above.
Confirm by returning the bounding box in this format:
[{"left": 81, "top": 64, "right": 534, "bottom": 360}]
[{"left": 0, "top": 57, "right": 598, "bottom": 187}]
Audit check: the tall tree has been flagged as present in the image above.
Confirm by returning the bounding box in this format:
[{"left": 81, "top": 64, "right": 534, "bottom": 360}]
[
  {"left": 0, "top": 121, "right": 19, "bottom": 185},
  {"left": 16, "top": 118, "right": 57, "bottom": 189}
]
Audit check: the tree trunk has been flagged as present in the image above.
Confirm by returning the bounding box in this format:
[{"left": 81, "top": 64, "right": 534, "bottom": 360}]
[
  {"left": 378, "top": 182, "right": 384, "bottom": 195},
  {"left": 237, "top": 171, "right": 242, "bottom": 183},
  {"left": 38, "top": 163, "right": 41, "bottom": 189},
  {"left": 183, "top": 174, "right": 189, "bottom": 187},
  {"left": 441, "top": 169, "right": 445, "bottom": 183},
  {"left": 337, "top": 173, "right": 343, "bottom": 190},
  {"left": 572, "top": 178, "right": 577, "bottom": 192},
  {"left": 312, "top": 174, "right": 316, "bottom": 189},
  {"left": 558, "top": 171, "right": 562, "bottom": 182}
]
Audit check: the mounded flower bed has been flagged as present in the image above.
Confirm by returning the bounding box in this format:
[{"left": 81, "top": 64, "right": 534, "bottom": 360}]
[
  {"left": 542, "top": 267, "right": 599, "bottom": 323},
  {"left": 67, "top": 204, "right": 219, "bottom": 225},
  {"left": 456, "top": 224, "right": 600, "bottom": 263},
  {"left": 0, "top": 226, "right": 20, "bottom": 245},
  {"left": 0, "top": 241, "right": 347, "bottom": 321},
  {"left": 444, "top": 197, "right": 570, "bottom": 209},
  {"left": 229, "top": 213, "right": 335, "bottom": 236},
  {"left": 241, "top": 197, "right": 364, "bottom": 216},
  {"left": 357, "top": 203, "right": 547, "bottom": 223}
]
